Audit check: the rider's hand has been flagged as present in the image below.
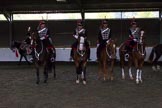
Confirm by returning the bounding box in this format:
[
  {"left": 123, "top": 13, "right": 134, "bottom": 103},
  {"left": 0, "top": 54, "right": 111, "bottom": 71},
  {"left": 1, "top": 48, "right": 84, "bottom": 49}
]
[
  {"left": 73, "top": 35, "right": 78, "bottom": 39},
  {"left": 133, "top": 38, "right": 137, "bottom": 42}
]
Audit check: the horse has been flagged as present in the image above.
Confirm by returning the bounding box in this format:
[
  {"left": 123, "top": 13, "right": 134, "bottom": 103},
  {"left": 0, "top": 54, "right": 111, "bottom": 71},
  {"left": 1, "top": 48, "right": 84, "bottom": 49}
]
[
  {"left": 72, "top": 36, "right": 88, "bottom": 85},
  {"left": 119, "top": 31, "right": 146, "bottom": 84},
  {"left": 98, "top": 39, "right": 117, "bottom": 81},
  {"left": 132, "top": 34, "right": 146, "bottom": 84},
  {"left": 10, "top": 41, "right": 31, "bottom": 65},
  {"left": 31, "top": 34, "right": 56, "bottom": 84},
  {"left": 148, "top": 44, "right": 162, "bottom": 72}
]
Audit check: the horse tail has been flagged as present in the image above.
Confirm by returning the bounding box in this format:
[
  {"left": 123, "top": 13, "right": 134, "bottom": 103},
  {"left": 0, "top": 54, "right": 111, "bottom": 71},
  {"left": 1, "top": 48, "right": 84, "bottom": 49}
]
[{"left": 148, "top": 47, "right": 155, "bottom": 63}]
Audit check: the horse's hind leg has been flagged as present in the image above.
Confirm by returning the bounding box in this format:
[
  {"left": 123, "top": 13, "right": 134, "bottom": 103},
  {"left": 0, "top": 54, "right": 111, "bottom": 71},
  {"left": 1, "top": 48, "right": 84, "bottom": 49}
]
[
  {"left": 44, "top": 65, "right": 48, "bottom": 83},
  {"left": 18, "top": 55, "right": 23, "bottom": 65},
  {"left": 120, "top": 53, "right": 125, "bottom": 79},
  {"left": 128, "top": 57, "right": 133, "bottom": 80},
  {"left": 110, "top": 60, "right": 115, "bottom": 81},
  {"left": 103, "top": 61, "right": 108, "bottom": 81},
  {"left": 36, "top": 68, "right": 40, "bottom": 84},
  {"left": 24, "top": 55, "right": 30, "bottom": 65},
  {"left": 152, "top": 54, "right": 161, "bottom": 72},
  {"left": 53, "top": 62, "right": 56, "bottom": 78}
]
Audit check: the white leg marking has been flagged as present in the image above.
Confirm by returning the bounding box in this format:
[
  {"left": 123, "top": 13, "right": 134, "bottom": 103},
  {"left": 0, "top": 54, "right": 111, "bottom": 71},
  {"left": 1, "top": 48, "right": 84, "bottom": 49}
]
[
  {"left": 152, "top": 66, "right": 157, "bottom": 71},
  {"left": 136, "top": 69, "right": 140, "bottom": 84},
  {"left": 129, "top": 68, "right": 133, "bottom": 80},
  {"left": 139, "top": 70, "right": 143, "bottom": 83},
  {"left": 83, "top": 80, "right": 86, "bottom": 85},
  {"left": 157, "top": 65, "right": 160, "bottom": 71},
  {"left": 81, "top": 71, "right": 84, "bottom": 79},
  {"left": 122, "top": 68, "right": 125, "bottom": 79},
  {"left": 76, "top": 79, "right": 80, "bottom": 84}
]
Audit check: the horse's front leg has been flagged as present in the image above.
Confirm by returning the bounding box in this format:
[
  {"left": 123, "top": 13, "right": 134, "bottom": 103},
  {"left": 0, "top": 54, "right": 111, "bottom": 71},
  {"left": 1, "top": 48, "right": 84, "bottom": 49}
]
[
  {"left": 98, "top": 61, "right": 102, "bottom": 80},
  {"left": 53, "top": 62, "right": 56, "bottom": 79},
  {"left": 120, "top": 52, "right": 125, "bottom": 80},
  {"left": 18, "top": 55, "right": 23, "bottom": 65},
  {"left": 134, "top": 59, "right": 140, "bottom": 84},
  {"left": 23, "top": 55, "right": 30, "bottom": 65},
  {"left": 103, "top": 61, "right": 108, "bottom": 81},
  {"left": 128, "top": 56, "right": 133, "bottom": 80},
  {"left": 36, "top": 67, "right": 40, "bottom": 84},
  {"left": 110, "top": 59, "right": 115, "bottom": 81},
  {"left": 82, "top": 61, "right": 87, "bottom": 85},
  {"left": 75, "top": 61, "right": 80, "bottom": 84},
  {"left": 44, "top": 65, "right": 48, "bottom": 83}
]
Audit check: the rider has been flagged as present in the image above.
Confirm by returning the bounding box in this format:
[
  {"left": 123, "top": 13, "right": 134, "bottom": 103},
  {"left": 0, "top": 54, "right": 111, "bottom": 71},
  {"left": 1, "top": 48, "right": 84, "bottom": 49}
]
[
  {"left": 125, "top": 20, "right": 144, "bottom": 57},
  {"left": 37, "top": 20, "right": 55, "bottom": 54},
  {"left": 69, "top": 20, "right": 91, "bottom": 61},
  {"left": 96, "top": 19, "right": 112, "bottom": 60}
]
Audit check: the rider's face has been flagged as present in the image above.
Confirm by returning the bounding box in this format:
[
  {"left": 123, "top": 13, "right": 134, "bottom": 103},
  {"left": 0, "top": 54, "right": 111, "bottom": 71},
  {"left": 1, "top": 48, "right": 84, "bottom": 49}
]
[
  {"left": 78, "top": 25, "right": 83, "bottom": 29},
  {"left": 132, "top": 24, "right": 137, "bottom": 28},
  {"left": 103, "top": 23, "right": 108, "bottom": 28},
  {"left": 40, "top": 24, "right": 45, "bottom": 29}
]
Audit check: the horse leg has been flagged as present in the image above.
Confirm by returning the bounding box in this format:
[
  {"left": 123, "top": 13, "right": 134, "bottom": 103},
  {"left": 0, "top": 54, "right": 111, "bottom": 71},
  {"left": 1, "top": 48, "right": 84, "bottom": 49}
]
[
  {"left": 134, "top": 59, "right": 140, "bottom": 84},
  {"left": 98, "top": 61, "right": 102, "bottom": 80},
  {"left": 44, "top": 65, "right": 48, "bottom": 83},
  {"left": 75, "top": 62, "right": 80, "bottom": 84},
  {"left": 152, "top": 54, "right": 161, "bottom": 72},
  {"left": 82, "top": 62, "right": 87, "bottom": 85},
  {"left": 128, "top": 57, "right": 133, "bottom": 80},
  {"left": 120, "top": 53, "right": 125, "bottom": 79},
  {"left": 110, "top": 60, "right": 115, "bottom": 81},
  {"left": 36, "top": 67, "right": 40, "bottom": 84},
  {"left": 103, "top": 61, "right": 108, "bottom": 81},
  {"left": 23, "top": 55, "right": 30, "bottom": 65},
  {"left": 53, "top": 62, "right": 56, "bottom": 79},
  {"left": 18, "top": 55, "right": 23, "bottom": 65}
]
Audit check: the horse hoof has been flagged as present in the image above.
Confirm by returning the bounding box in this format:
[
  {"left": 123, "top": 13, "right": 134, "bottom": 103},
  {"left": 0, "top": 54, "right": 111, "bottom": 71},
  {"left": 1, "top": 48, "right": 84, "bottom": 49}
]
[
  {"left": 110, "top": 77, "right": 114, "bottom": 81},
  {"left": 122, "top": 76, "right": 125, "bottom": 80},
  {"left": 140, "top": 79, "right": 143, "bottom": 83},
  {"left": 130, "top": 77, "right": 134, "bottom": 80},
  {"left": 83, "top": 81, "right": 86, "bottom": 85},
  {"left": 136, "top": 80, "right": 139, "bottom": 84},
  {"left": 76, "top": 80, "right": 80, "bottom": 84}
]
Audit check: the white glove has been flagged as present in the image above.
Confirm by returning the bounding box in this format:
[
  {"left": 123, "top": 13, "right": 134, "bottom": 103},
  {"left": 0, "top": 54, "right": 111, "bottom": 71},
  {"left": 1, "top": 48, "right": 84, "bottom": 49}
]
[
  {"left": 141, "top": 30, "right": 144, "bottom": 36},
  {"left": 133, "top": 38, "right": 137, "bottom": 42},
  {"left": 106, "top": 40, "right": 110, "bottom": 44},
  {"left": 97, "top": 44, "right": 99, "bottom": 47},
  {"left": 73, "top": 35, "right": 78, "bottom": 39},
  {"left": 28, "top": 27, "right": 31, "bottom": 31},
  {"left": 40, "top": 36, "right": 45, "bottom": 40}
]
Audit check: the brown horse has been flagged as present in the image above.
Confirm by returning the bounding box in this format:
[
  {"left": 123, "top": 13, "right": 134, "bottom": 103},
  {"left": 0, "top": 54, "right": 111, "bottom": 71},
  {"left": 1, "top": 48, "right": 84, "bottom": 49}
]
[
  {"left": 32, "top": 34, "right": 56, "bottom": 84},
  {"left": 72, "top": 36, "right": 88, "bottom": 85},
  {"left": 148, "top": 44, "right": 162, "bottom": 72},
  {"left": 119, "top": 32, "right": 146, "bottom": 84},
  {"left": 98, "top": 39, "right": 117, "bottom": 81}
]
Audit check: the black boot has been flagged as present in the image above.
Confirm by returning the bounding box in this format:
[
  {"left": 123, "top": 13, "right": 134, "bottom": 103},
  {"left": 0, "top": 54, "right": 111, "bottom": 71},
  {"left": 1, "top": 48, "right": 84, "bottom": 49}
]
[
  {"left": 87, "top": 48, "right": 91, "bottom": 61},
  {"left": 69, "top": 49, "right": 73, "bottom": 61}
]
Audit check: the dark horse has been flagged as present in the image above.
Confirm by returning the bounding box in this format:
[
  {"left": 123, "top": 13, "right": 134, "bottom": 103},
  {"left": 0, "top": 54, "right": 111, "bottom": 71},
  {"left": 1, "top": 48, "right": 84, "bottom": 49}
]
[
  {"left": 72, "top": 36, "right": 88, "bottom": 85},
  {"left": 32, "top": 34, "right": 56, "bottom": 84},
  {"left": 119, "top": 31, "right": 146, "bottom": 84},
  {"left": 10, "top": 41, "right": 31, "bottom": 65},
  {"left": 148, "top": 44, "right": 162, "bottom": 72},
  {"left": 98, "top": 39, "right": 116, "bottom": 81}
]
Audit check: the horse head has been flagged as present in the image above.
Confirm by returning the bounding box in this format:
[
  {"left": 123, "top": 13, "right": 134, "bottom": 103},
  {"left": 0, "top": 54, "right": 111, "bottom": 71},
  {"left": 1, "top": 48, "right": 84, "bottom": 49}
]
[
  {"left": 106, "top": 39, "right": 117, "bottom": 59},
  {"left": 77, "top": 36, "right": 86, "bottom": 57},
  {"left": 136, "top": 31, "right": 145, "bottom": 56}
]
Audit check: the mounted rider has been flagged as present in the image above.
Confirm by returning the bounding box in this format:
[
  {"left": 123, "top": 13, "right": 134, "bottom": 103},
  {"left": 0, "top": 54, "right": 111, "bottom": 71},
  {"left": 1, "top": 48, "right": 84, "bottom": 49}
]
[
  {"left": 37, "top": 20, "right": 55, "bottom": 54},
  {"left": 69, "top": 20, "right": 91, "bottom": 61},
  {"left": 96, "top": 19, "right": 112, "bottom": 60},
  {"left": 125, "top": 19, "right": 144, "bottom": 57}
]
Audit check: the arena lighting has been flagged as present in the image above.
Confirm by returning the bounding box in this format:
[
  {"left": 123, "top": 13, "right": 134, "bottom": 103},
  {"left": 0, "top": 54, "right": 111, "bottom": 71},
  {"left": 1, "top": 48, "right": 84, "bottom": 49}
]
[{"left": 56, "top": 0, "right": 66, "bottom": 2}]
